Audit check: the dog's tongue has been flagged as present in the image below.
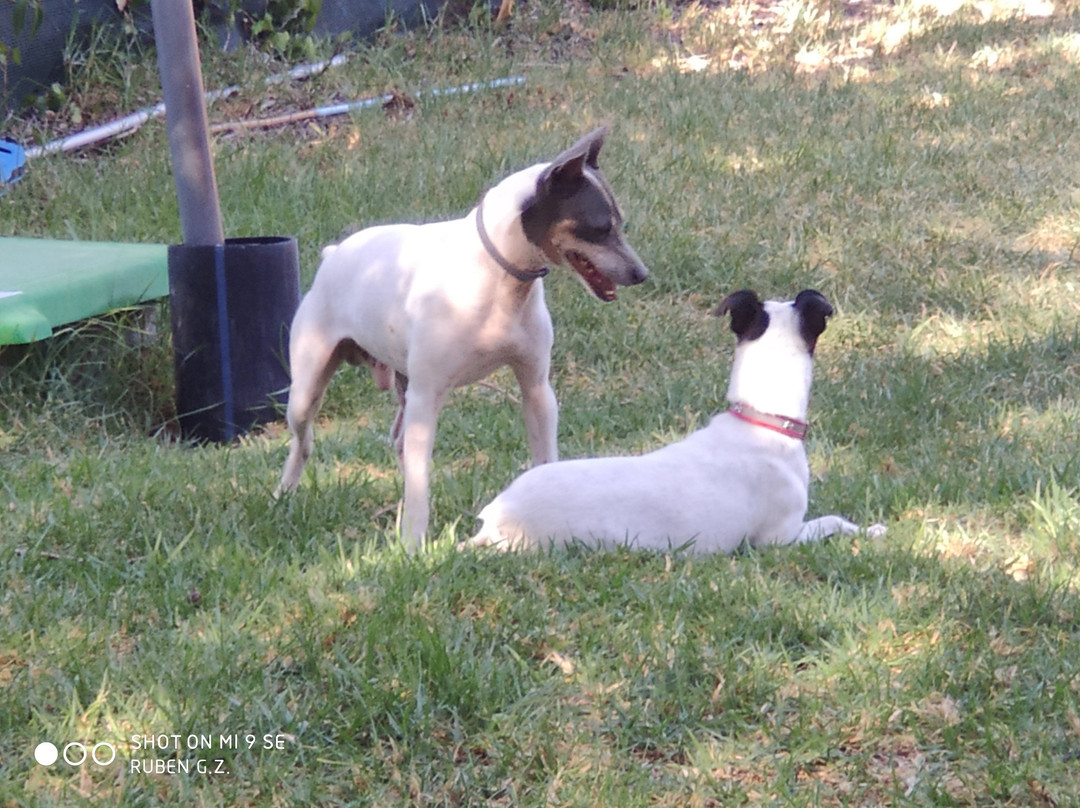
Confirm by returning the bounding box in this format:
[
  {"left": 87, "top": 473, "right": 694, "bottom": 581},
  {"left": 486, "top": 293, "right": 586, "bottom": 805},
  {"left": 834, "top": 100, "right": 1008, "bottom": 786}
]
[{"left": 566, "top": 250, "right": 616, "bottom": 302}]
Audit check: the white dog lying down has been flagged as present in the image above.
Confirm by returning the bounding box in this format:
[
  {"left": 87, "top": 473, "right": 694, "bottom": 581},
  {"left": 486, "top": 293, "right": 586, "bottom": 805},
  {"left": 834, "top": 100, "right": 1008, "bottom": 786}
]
[{"left": 466, "top": 289, "right": 885, "bottom": 554}]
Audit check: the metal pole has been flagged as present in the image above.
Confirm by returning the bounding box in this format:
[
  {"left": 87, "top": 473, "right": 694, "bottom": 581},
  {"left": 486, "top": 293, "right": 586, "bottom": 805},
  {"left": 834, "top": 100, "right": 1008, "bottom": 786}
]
[{"left": 150, "top": 0, "right": 225, "bottom": 246}]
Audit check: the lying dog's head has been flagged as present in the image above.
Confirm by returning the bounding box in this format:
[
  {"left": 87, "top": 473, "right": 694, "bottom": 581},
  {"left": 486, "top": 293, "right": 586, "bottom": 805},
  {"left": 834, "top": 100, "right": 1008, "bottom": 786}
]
[
  {"left": 714, "top": 289, "right": 834, "bottom": 415},
  {"left": 715, "top": 289, "right": 833, "bottom": 355},
  {"left": 520, "top": 127, "right": 650, "bottom": 301}
]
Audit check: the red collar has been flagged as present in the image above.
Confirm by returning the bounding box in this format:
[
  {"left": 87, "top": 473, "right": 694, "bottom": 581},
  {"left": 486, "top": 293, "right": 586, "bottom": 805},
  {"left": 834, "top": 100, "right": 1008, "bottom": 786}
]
[{"left": 728, "top": 401, "right": 808, "bottom": 440}]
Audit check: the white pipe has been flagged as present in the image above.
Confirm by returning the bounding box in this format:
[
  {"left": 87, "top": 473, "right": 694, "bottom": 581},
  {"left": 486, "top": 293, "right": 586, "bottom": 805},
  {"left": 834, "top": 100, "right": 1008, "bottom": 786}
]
[
  {"left": 23, "top": 70, "right": 525, "bottom": 159},
  {"left": 267, "top": 53, "right": 349, "bottom": 83},
  {"left": 22, "top": 53, "right": 351, "bottom": 160},
  {"left": 24, "top": 103, "right": 164, "bottom": 158},
  {"left": 24, "top": 89, "right": 237, "bottom": 159},
  {"left": 426, "top": 76, "right": 525, "bottom": 97},
  {"left": 308, "top": 75, "right": 526, "bottom": 120}
]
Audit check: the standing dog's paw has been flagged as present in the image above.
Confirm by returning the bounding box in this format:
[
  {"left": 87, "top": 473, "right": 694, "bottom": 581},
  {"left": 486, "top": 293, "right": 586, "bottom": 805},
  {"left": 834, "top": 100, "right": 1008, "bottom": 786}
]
[{"left": 864, "top": 523, "right": 887, "bottom": 539}]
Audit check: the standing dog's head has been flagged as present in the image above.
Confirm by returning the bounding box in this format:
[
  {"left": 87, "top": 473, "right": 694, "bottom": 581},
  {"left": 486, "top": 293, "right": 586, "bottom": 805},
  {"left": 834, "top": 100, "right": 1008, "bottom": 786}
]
[
  {"left": 520, "top": 127, "right": 650, "bottom": 301},
  {"left": 714, "top": 289, "right": 834, "bottom": 415}
]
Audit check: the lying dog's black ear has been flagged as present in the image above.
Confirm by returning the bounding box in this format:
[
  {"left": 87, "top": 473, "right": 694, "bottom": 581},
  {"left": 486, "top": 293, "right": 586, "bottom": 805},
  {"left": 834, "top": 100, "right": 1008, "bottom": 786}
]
[
  {"left": 714, "top": 289, "right": 768, "bottom": 342},
  {"left": 793, "top": 289, "right": 833, "bottom": 353}
]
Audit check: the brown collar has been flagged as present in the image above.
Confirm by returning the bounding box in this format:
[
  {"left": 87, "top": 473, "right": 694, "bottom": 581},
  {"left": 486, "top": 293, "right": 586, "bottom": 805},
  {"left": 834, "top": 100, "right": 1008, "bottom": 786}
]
[
  {"left": 476, "top": 197, "right": 549, "bottom": 283},
  {"left": 728, "top": 401, "right": 809, "bottom": 440}
]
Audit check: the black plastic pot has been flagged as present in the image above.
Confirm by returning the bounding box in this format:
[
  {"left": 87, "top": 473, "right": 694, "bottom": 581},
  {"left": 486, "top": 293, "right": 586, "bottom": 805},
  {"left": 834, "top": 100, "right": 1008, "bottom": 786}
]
[{"left": 168, "top": 236, "right": 300, "bottom": 443}]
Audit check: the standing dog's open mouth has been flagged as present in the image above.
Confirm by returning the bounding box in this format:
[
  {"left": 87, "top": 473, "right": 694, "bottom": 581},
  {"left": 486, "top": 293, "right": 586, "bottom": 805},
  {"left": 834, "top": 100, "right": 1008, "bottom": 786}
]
[{"left": 565, "top": 249, "right": 617, "bottom": 302}]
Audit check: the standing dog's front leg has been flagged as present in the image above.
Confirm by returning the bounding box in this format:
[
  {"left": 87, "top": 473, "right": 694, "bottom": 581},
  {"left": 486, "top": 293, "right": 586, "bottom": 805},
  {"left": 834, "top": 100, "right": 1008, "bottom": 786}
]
[
  {"left": 398, "top": 386, "right": 445, "bottom": 552},
  {"left": 513, "top": 358, "right": 558, "bottom": 466}
]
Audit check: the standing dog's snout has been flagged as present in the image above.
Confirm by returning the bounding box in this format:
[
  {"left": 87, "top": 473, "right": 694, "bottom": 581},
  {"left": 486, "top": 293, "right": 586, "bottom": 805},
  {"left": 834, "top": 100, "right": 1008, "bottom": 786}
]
[{"left": 617, "top": 242, "right": 649, "bottom": 286}]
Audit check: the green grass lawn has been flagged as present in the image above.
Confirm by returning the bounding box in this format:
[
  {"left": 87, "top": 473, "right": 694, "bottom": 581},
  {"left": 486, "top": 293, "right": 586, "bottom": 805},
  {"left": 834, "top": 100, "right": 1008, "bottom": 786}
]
[{"left": 2, "top": 0, "right": 1080, "bottom": 804}]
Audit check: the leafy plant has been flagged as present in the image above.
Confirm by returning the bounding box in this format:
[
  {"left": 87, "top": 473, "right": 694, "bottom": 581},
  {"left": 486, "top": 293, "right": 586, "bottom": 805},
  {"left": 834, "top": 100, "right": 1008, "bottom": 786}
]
[
  {"left": 236, "top": 0, "right": 323, "bottom": 59},
  {"left": 0, "top": 0, "right": 43, "bottom": 69}
]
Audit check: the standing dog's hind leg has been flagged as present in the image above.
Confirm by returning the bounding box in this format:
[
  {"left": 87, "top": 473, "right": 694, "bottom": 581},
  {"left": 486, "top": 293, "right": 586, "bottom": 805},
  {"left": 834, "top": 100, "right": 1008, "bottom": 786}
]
[{"left": 276, "top": 336, "right": 346, "bottom": 496}]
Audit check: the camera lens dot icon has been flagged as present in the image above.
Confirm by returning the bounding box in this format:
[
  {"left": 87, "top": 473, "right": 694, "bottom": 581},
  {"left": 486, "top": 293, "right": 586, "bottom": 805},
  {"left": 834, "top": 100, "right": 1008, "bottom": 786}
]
[{"left": 35, "top": 742, "right": 59, "bottom": 766}]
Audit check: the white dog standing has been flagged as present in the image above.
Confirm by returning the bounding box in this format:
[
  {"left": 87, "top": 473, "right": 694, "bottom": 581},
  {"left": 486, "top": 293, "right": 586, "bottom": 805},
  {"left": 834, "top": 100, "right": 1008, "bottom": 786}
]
[
  {"left": 467, "top": 289, "right": 885, "bottom": 554},
  {"left": 276, "top": 127, "right": 649, "bottom": 549}
]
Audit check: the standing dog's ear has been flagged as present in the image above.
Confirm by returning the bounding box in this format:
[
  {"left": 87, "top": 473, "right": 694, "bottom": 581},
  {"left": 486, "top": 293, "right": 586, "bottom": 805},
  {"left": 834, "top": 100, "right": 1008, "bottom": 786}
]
[
  {"left": 538, "top": 126, "right": 608, "bottom": 192},
  {"left": 714, "top": 289, "right": 769, "bottom": 342},
  {"left": 580, "top": 125, "right": 606, "bottom": 169},
  {"left": 793, "top": 289, "right": 833, "bottom": 353}
]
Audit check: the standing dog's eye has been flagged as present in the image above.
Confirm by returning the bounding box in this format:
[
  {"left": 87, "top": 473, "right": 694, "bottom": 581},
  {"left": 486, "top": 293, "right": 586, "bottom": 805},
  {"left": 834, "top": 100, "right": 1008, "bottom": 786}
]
[{"left": 578, "top": 221, "right": 613, "bottom": 241}]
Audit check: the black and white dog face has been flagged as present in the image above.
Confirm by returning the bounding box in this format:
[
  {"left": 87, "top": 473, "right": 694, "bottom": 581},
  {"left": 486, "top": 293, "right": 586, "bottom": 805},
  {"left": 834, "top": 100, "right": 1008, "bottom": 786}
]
[
  {"left": 715, "top": 289, "right": 834, "bottom": 416},
  {"left": 520, "top": 127, "right": 650, "bottom": 301}
]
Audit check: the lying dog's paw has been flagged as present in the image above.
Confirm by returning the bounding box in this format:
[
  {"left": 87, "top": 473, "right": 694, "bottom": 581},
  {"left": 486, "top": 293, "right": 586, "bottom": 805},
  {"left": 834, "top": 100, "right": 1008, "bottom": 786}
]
[{"left": 865, "top": 523, "right": 887, "bottom": 539}]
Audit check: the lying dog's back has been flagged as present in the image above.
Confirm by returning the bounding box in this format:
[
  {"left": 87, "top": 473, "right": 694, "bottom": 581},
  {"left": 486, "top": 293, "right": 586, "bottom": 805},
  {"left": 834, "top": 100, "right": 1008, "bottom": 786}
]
[{"left": 472, "top": 411, "right": 810, "bottom": 553}]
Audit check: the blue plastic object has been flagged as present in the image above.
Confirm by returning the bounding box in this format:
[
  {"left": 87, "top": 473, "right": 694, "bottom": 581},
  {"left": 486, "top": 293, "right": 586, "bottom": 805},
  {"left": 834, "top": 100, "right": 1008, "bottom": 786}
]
[{"left": 0, "top": 139, "right": 26, "bottom": 185}]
